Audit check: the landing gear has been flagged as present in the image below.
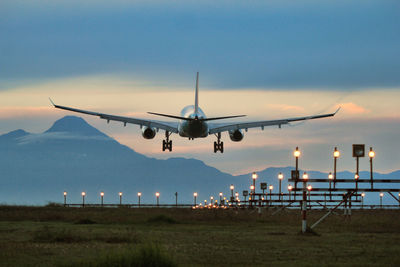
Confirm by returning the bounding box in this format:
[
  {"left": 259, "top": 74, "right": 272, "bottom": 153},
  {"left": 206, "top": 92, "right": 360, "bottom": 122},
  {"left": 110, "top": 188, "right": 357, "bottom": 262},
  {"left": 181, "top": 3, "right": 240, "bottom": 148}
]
[
  {"left": 214, "top": 133, "right": 224, "bottom": 153},
  {"left": 162, "top": 131, "right": 172, "bottom": 152}
]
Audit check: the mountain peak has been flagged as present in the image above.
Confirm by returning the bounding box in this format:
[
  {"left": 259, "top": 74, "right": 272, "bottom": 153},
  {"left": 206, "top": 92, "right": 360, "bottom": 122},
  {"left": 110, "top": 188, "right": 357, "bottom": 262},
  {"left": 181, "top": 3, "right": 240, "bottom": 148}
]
[
  {"left": 0, "top": 129, "right": 29, "bottom": 140},
  {"left": 45, "top": 116, "right": 107, "bottom": 137}
]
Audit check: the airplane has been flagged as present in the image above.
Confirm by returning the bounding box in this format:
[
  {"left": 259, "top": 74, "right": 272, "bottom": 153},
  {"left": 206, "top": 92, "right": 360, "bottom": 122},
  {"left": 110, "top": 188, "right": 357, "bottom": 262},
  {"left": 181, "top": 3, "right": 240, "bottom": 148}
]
[{"left": 50, "top": 72, "right": 340, "bottom": 153}]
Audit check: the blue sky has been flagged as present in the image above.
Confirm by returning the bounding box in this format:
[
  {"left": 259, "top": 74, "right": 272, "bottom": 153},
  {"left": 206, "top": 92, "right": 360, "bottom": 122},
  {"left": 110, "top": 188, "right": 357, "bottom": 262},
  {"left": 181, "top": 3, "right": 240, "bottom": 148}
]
[
  {"left": 2, "top": 0, "right": 399, "bottom": 89},
  {"left": 0, "top": 0, "right": 399, "bottom": 174}
]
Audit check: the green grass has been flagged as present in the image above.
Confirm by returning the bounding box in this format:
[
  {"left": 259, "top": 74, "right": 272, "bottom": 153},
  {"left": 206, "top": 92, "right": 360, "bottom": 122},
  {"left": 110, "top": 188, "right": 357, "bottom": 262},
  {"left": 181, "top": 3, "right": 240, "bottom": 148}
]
[
  {"left": 1, "top": 206, "right": 400, "bottom": 266},
  {"left": 68, "top": 244, "right": 177, "bottom": 267}
]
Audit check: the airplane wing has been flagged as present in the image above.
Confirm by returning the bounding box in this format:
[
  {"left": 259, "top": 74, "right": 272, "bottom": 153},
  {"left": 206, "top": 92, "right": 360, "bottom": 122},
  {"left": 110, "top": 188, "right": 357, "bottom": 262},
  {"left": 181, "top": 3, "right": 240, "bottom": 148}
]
[
  {"left": 208, "top": 108, "right": 340, "bottom": 134},
  {"left": 50, "top": 99, "right": 179, "bottom": 133}
]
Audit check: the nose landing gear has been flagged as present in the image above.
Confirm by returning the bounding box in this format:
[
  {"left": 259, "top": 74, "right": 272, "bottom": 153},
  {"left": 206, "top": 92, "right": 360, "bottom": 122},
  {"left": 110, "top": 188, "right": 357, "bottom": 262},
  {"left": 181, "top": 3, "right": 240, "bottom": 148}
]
[
  {"left": 162, "top": 131, "right": 172, "bottom": 152},
  {"left": 213, "top": 132, "right": 224, "bottom": 153}
]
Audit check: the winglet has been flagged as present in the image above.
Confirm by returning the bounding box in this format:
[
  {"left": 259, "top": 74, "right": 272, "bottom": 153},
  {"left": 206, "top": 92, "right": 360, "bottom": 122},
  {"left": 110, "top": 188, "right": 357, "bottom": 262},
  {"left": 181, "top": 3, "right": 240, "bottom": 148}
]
[
  {"left": 334, "top": 107, "right": 341, "bottom": 115},
  {"left": 49, "top": 97, "right": 55, "bottom": 106}
]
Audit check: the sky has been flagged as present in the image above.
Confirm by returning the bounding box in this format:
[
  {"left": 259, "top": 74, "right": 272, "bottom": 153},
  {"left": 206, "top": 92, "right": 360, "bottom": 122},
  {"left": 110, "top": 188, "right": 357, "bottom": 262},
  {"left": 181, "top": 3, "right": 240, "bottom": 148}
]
[{"left": 1, "top": 0, "right": 399, "bottom": 175}]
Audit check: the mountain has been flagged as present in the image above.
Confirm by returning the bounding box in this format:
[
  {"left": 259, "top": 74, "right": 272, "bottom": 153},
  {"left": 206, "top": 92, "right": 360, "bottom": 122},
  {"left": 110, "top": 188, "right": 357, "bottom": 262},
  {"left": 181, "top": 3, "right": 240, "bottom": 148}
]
[
  {"left": 0, "top": 116, "right": 398, "bottom": 205},
  {"left": 0, "top": 116, "right": 237, "bottom": 205}
]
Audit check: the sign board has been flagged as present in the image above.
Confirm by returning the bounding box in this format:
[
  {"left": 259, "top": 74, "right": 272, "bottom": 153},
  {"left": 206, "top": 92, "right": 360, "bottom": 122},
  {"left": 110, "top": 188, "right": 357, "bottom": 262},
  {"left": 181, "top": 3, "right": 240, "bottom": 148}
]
[
  {"left": 243, "top": 190, "right": 249, "bottom": 196},
  {"left": 291, "top": 170, "right": 299, "bottom": 180},
  {"left": 353, "top": 144, "right": 365, "bottom": 157},
  {"left": 260, "top": 183, "right": 267, "bottom": 190}
]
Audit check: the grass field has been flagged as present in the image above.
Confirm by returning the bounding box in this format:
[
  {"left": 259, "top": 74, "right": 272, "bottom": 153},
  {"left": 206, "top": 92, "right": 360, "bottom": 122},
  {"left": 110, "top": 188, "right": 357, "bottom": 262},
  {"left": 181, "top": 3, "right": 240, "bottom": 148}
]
[{"left": 1, "top": 205, "right": 400, "bottom": 266}]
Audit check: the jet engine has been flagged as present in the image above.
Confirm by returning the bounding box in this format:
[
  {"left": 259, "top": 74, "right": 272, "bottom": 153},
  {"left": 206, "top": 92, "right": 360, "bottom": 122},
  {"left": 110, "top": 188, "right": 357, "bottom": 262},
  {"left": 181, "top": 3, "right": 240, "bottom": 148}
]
[
  {"left": 229, "top": 129, "right": 244, "bottom": 142},
  {"left": 142, "top": 126, "right": 157, "bottom": 139}
]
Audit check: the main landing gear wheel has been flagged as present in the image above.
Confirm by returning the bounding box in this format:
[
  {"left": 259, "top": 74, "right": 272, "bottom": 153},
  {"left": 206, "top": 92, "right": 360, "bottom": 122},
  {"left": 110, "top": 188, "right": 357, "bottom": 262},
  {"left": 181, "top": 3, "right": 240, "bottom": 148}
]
[
  {"left": 162, "top": 131, "right": 172, "bottom": 152},
  {"left": 214, "top": 133, "right": 224, "bottom": 153}
]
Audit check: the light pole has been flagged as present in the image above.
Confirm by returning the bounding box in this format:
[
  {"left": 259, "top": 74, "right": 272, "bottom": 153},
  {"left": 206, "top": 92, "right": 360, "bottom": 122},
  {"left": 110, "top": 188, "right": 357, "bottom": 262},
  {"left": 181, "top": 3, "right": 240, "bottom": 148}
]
[
  {"left": 243, "top": 191, "right": 248, "bottom": 204},
  {"left": 294, "top": 147, "right": 301, "bottom": 201},
  {"left": 328, "top": 172, "right": 333, "bottom": 200},
  {"left": 278, "top": 172, "right": 283, "bottom": 201},
  {"left": 230, "top": 184, "right": 234, "bottom": 199},
  {"left": 210, "top": 196, "right": 214, "bottom": 206},
  {"left": 361, "top": 193, "right": 365, "bottom": 209},
  {"left": 252, "top": 172, "right": 258, "bottom": 201},
  {"left": 100, "top": 192, "right": 104, "bottom": 206},
  {"left": 302, "top": 172, "right": 308, "bottom": 233},
  {"left": 380, "top": 192, "right": 383, "bottom": 208},
  {"left": 333, "top": 147, "right": 340, "bottom": 189},
  {"left": 369, "top": 147, "right": 375, "bottom": 189},
  {"left": 250, "top": 185, "right": 255, "bottom": 206},
  {"left": 119, "top": 192, "right": 123, "bottom": 205},
  {"left": 355, "top": 174, "right": 359, "bottom": 199},
  {"left": 193, "top": 192, "right": 198, "bottom": 206},
  {"left": 63, "top": 191, "right": 67, "bottom": 207},
  {"left": 137, "top": 192, "right": 141, "bottom": 207},
  {"left": 269, "top": 185, "right": 273, "bottom": 202},
  {"left": 155, "top": 192, "right": 160, "bottom": 207},
  {"left": 219, "top": 192, "right": 223, "bottom": 205},
  {"left": 288, "top": 185, "right": 293, "bottom": 201},
  {"left": 307, "top": 184, "right": 312, "bottom": 206},
  {"left": 82, "top": 192, "right": 86, "bottom": 207}
]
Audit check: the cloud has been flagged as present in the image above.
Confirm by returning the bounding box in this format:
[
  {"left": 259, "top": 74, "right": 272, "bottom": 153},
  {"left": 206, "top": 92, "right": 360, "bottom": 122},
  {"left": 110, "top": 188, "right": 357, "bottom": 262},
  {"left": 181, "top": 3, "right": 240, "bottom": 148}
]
[
  {"left": 0, "top": 107, "right": 53, "bottom": 119},
  {"left": 337, "top": 102, "right": 370, "bottom": 115},
  {"left": 17, "top": 132, "right": 111, "bottom": 145},
  {"left": 1, "top": 0, "right": 399, "bottom": 90},
  {"left": 268, "top": 104, "right": 305, "bottom": 113}
]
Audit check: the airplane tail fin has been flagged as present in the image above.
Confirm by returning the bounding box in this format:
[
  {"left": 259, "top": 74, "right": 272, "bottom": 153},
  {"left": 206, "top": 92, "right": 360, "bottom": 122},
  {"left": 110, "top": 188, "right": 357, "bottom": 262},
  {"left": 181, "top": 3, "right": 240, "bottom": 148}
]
[{"left": 195, "top": 72, "right": 199, "bottom": 114}]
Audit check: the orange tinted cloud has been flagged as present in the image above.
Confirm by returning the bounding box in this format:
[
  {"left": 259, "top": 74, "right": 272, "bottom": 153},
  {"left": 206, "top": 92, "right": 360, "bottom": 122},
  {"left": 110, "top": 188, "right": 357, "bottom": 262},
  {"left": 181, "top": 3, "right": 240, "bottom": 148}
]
[
  {"left": 0, "top": 107, "right": 54, "bottom": 119},
  {"left": 268, "top": 104, "right": 305, "bottom": 113},
  {"left": 337, "top": 102, "right": 369, "bottom": 115}
]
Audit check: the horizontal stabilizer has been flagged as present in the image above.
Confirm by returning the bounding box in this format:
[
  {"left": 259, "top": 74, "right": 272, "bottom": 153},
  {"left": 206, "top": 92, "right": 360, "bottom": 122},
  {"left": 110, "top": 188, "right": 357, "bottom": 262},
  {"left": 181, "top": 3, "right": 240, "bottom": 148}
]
[
  {"left": 148, "top": 112, "right": 246, "bottom": 121},
  {"left": 147, "top": 112, "right": 192, "bottom": 121},
  {"left": 202, "top": 115, "right": 246, "bottom": 121}
]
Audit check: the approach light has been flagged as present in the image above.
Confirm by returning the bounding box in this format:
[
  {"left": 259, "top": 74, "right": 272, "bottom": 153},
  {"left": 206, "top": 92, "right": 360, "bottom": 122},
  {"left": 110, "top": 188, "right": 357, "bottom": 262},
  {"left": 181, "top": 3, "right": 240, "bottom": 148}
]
[
  {"left": 155, "top": 192, "right": 160, "bottom": 197},
  {"left": 380, "top": 192, "right": 384, "bottom": 197},
  {"left": 361, "top": 193, "right": 365, "bottom": 198},
  {"left": 269, "top": 185, "right": 273, "bottom": 191},
  {"left": 252, "top": 172, "right": 258, "bottom": 180},
  {"left": 230, "top": 184, "right": 234, "bottom": 190},
  {"left": 63, "top": 191, "right": 67, "bottom": 196},
  {"left": 294, "top": 147, "right": 301, "bottom": 158},
  {"left": 278, "top": 172, "right": 284, "bottom": 180},
  {"left": 194, "top": 192, "right": 198, "bottom": 197},
  {"left": 334, "top": 147, "right": 340, "bottom": 158},
  {"left": 250, "top": 185, "right": 255, "bottom": 190},
  {"left": 219, "top": 192, "right": 223, "bottom": 197},
  {"left": 100, "top": 192, "right": 104, "bottom": 197},
  {"left": 303, "top": 172, "right": 308, "bottom": 180},
  {"left": 138, "top": 192, "right": 142, "bottom": 197},
  {"left": 307, "top": 185, "right": 312, "bottom": 191},
  {"left": 328, "top": 172, "right": 333, "bottom": 180},
  {"left": 119, "top": 192, "right": 123, "bottom": 196},
  {"left": 354, "top": 174, "right": 359, "bottom": 180},
  {"left": 81, "top": 192, "right": 86, "bottom": 196},
  {"left": 288, "top": 185, "right": 293, "bottom": 191},
  {"left": 369, "top": 148, "right": 375, "bottom": 158}
]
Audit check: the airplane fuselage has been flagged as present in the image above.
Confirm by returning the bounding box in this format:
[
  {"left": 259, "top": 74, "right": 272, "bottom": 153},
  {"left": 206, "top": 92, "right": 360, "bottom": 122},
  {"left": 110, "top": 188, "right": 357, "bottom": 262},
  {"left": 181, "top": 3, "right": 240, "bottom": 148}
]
[{"left": 178, "top": 105, "right": 209, "bottom": 138}]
